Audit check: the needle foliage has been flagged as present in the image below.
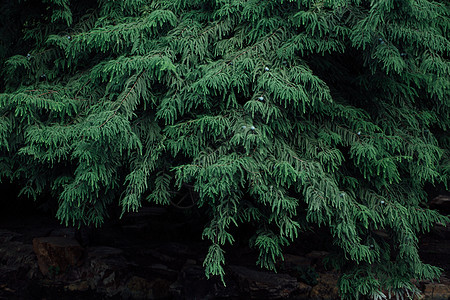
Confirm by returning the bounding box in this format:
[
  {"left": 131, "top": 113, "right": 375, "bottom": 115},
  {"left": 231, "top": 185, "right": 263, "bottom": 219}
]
[{"left": 0, "top": 0, "right": 449, "bottom": 298}]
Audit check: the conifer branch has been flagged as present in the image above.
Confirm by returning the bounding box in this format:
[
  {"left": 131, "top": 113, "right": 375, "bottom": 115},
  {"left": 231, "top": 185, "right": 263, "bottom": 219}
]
[
  {"left": 214, "top": 27, "right": 283, "bottom": 76},
  {"left": 98, "top": 70, "right": 145, "bottom": 128},
  {"left": 1, "top": 1, "right": 448, "bottom": 297}
]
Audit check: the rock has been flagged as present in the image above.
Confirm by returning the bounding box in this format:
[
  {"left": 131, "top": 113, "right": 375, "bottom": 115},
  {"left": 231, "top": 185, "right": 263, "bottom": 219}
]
[
  {"left": 170, "top": 264, "right": 213, "bottom": 299},
  {"left": 230, "top": 265, "right": 299, "bottom": 299},
  {"left": 309, "top": 273, "right": 340, "bottom": 300},
  {"left": 169, "top": 280, "right": 183, "bottom": 298},
  {"left": 60, "top": 246, "right": 126, "bottom": 284},
  {"left": 125, "top": 276, "right": 153, "bottom": 299},
  {"left": 0, "top": 289, "right": 15, "bottom": 300},
  {"left": 422, "top": 276, "right": 450, "bottom": 300},
  {"left": 65, "top": 280, "right": 90, "bottom": 292},
  {"left": 32, "top": 237, "right": 84, "bottom": 277},
  {"left": 0, "top": 232, "right": 39, "bottom": 300},
  {"left": 170, "top": 262, "right": 239, "bottom": 300},
  {"left": 49, "top": 227, "right": 76, "bottom": 238},
  {"left": 282, "top": 254, "right": 312, "bottom": 267},
  {"left": 305, "top": 251, "right": 330, "bottom": 270},
  {"left": 0, "top": 230, "right": 21, "bottom": 243},
  {"left": 103, "top": 271, "right": 116, "bottom": 286},
  {"left": 149, "top": 263, "right": 178, "bottom": 280},
  {"left": 419, "top": 240, "right": 450, "bottom": 276},
  {"left": 1, "top": 285, "right": 15, "bottom": 293},
  {"left": 420, "top": 240, "right": 450, "bottom": 255},
  {"left": 124, "top": 276, "right": 171, "bottom": 299},
  {"left": 72, "top": 244, "right": 136, "bottom": 297},
  {"left": 305, "top": 251, "right": 330, "bottom": 260},
  {"left": 152, "top": 278, "right": 171, "bottom": 299},
  {"left": 144, "top": 242, "right": 202, "bottom": 269},
  {"left": 278, "top": 254, "right": 318, "bottom": 286},
  {"left": 145, "top": 249, "right": 177, "bottom": 263},
  {"left": 430, "top": 195, "right": 450, "bottom": 214},
  {"left": 87, "top": 246, "right": 123, "bottom": 259},
  {"left": 85, "top": 255, "right": 129, "bottom": 297},
  {"left": 0, "top": 239, "right": 38, "bottom": 281},
  {"left": 423, "top": 283, "right": 450, "bottom": 299},
  {"left": 298, "top": 281, "right": 313, "bottom": 295},
  {"left": 431, "top": 223, "right": 450, "bottom": 240},
  {"left": 0, "top": 241, "right": 35, "bottom": 267}
]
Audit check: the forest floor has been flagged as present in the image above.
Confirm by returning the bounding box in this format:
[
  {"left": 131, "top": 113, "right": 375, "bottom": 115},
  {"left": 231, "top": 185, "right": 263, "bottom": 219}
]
[{"left": 0, "top": 204, "right": 449, "bottom": 299}]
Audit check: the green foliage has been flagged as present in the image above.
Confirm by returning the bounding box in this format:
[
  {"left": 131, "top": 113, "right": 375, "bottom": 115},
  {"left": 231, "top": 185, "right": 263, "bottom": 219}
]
[{"left": 0, "top": 0, "right": 449, "bottom": 298}]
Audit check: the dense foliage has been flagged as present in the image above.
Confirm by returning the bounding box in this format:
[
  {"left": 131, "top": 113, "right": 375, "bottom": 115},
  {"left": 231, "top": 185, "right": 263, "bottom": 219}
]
[{"left": 1, "top": 0, "right": 449, "bottom": 298}]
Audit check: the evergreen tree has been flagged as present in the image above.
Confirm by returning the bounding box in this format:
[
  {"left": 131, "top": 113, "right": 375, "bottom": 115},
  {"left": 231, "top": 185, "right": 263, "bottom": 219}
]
[{"left": 1, "top": 0, "right": 449, "bottom": 298}]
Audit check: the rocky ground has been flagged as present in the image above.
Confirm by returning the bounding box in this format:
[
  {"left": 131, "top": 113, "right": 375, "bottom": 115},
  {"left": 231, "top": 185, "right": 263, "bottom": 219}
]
[{"left": 0, "top": 202, "right": 449, "bottom": 299}]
